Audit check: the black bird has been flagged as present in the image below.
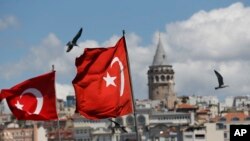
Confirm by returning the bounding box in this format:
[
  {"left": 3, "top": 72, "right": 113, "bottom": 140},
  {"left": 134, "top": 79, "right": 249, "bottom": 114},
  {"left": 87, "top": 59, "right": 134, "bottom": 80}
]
[
  {"left": 66, "top": 28, "right": 83, "bottom": 52},
  {"left": 214, "top": 70, "right": 229, "bottom": 90},
  {"left": 109, "top": 119, "right": 128, "bottom": 133}
]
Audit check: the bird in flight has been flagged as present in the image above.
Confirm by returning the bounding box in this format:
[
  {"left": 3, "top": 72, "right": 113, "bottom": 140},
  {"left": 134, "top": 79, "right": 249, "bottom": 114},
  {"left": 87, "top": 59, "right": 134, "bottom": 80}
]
[
  {"left": 66, "top": 28, "right": 83, "bottom": 52},
  {"left": 109, "top": 119, "right": 128, "bottom": 133},
  {"left": 214, "top": 69, "right": 229, "bottom": 90}
]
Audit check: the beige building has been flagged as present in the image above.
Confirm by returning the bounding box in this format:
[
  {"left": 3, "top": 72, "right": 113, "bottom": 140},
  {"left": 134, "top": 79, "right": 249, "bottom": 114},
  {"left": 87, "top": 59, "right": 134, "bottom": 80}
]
[
  {"left": 205, "top": 123, "right": 224, "bottom": 141},
  {"left": 0, "top": 121, "right": 47, "bottom": 141},
  {"left": 0, "top": 123, "right": 36, "bottom": 141}
]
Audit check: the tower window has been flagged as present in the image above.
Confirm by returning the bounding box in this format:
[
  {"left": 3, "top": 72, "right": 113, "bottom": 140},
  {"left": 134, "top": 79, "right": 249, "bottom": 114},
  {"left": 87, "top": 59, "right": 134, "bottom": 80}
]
[
  {"left": 161, "top": 75, "right": 165, "bottom": 81},
  {"left": 155, "top": 76, "right": 159, "bottom": 82},
  {"left": 167, "top": 75, "right": 170, "bottom": 81}
]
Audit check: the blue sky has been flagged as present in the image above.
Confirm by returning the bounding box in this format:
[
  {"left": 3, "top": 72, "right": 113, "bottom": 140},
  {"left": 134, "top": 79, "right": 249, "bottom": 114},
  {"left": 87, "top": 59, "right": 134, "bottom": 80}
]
[{"left": 1, "top": 0, "right": 250, "bottom": 102}]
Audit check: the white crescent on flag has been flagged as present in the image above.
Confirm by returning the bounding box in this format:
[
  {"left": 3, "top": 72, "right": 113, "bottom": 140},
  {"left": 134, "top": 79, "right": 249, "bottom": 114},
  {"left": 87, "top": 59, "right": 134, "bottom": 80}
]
[
  {"left": 19, "top": 88, "right": 44, "bottom": 115},
  {"left": 111, "top": 57, "right": 125, "bottom": 97}
]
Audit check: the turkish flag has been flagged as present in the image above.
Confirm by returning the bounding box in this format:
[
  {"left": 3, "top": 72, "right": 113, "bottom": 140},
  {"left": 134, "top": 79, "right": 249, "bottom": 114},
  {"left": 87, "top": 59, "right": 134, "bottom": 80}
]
[
  {"left": 0, "top": 71, "right": 58, "bottom": 120},
  {"left": 72, "top": 36, "right": 133, "bottom": 120}
]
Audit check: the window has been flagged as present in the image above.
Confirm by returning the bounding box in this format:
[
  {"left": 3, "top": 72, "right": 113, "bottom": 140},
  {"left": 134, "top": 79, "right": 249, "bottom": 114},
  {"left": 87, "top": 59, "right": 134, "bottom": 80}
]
[
  {"left": 219, "top": 117, "right": 226, "bottom": 122},
  {"left": 245, "top": 116, "right": 250, "bottom": 121},
  {"left": 216, "top": 123, "right": 226, "bottom": 130},
  {"left": 161, "top": 75, "right": 165, "bottom": 81},
  {"left": 138, "top": 115, "right": 146, "bottom": 125},
  {"left": 155, "top": 76, "right": 159, "bottom": 82},
  {"left": 167, "top": 75, "right": 170, "bottom": 81},
  {"left": 115, "top": 117, "right": 123, "bottom": 125},
  {"left": 231, "top": 117, "right": 239, "bottom": 121},
  {"left": 162, "top": 54, "right": 165, "bottom": 59},
  {"left": 224, "top": 133, "right": 227, "bottom": 138},
  {"left": 151, "top": 76, "right": 154, "bottom": 82},
  {"left": 195, "top": 134, "right": 205, "bottom": 139},
  {"left": 185, "top": 135, "right": 192, "bottom": 138},
  {"left": 126, "top": 116, "right": 134, "bottom": 125}
]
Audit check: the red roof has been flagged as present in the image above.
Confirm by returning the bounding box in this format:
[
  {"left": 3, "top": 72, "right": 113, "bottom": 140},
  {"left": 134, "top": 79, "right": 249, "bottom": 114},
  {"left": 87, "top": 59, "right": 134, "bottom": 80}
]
[
  {"left": 222, "top": 112, "right": 247, "bottom": 122},
  {"left": 197, "top": 109, "right": 210, "bottom": 114},
  {"left": 212, "top": 112, "right": 248, "bottom": 123},
  {"left": 177, "top": 103, "right": 197, "bottom": 109}
]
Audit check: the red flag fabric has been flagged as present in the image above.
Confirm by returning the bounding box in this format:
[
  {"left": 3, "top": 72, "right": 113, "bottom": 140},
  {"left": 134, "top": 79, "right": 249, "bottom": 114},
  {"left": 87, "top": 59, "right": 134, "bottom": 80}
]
[
  {"left": 72, "top": 36, "right": 133, "bottom": 120},
  {"left": 0, "top": 71, "right": 58, "bottom": 120}
]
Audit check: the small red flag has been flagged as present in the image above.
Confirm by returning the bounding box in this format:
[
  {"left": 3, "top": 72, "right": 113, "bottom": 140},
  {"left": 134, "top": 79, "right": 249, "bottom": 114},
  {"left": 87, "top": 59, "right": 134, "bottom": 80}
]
[
  {"left": 0, "top": 71, "right": 58, "bottom": 120},
  {"left": 72, "top": 37, "right": 133, "bottom": 120}
]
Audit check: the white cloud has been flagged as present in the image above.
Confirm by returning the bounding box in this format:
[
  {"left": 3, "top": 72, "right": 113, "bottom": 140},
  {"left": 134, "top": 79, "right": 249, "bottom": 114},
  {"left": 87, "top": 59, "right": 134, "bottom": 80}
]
[
  {"left": 166, "top": 2, "right": 250, "bottom": 62},
  {"left": 162, "top": 2, "right": 250, "bottom": 97},
  {"left": 0, "top": 16, "right": 18, "bottom": 30},
  {"left": 56, "top": 83, "right": 74, "bottom": 100},
  {"left": 0, "top": 33, "right": 71, "bottom": 79}
]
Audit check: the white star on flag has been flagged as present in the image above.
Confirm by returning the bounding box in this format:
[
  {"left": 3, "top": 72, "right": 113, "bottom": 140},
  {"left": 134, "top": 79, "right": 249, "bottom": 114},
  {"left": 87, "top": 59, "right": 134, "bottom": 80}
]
[
  {"left": 103, "top": 72, "right": 117, "bottom": 87},
  {"left": 15, "top": 101, "right": 24, "bottom": 110}
]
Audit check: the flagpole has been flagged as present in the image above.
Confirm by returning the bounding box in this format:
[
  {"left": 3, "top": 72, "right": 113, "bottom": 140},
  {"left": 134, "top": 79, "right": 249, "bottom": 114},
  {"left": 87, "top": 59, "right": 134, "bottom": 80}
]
[
  {"left": 57, "top": 119, "right": 61, "bottom": 141},
  {"left": 51, "top": 65, "right": 61, "bottom": 141},
  {"left": 122, "top": 30, "right": 140, "bottom": 141},
  {"left": 52, "top": 64, "right": 55, "bottom": 71}
]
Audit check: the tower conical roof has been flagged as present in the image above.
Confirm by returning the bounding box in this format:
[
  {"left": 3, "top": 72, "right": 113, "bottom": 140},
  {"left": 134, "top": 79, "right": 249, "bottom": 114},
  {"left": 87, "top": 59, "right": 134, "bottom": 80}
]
[{"left": 152, "top": 37, "right": 168, "bottom": 66}]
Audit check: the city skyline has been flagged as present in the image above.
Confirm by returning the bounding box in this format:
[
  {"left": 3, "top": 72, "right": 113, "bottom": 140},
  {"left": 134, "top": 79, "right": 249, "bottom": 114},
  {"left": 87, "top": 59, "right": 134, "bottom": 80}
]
[{"left": 1, "top": 1, "right": 250, "bottom": 103}]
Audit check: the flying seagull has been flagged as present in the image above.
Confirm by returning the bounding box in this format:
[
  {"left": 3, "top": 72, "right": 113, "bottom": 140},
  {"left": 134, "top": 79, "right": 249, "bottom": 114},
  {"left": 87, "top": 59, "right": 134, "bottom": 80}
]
[
  {"left": 66, "top": 28, "right": 83, "bottom": 52},
  {"left": 108, "top": 119, "right": 128, "bottom": 133},
  {"left": 214, "top": 70, "right": 229, "bottom": 90}
]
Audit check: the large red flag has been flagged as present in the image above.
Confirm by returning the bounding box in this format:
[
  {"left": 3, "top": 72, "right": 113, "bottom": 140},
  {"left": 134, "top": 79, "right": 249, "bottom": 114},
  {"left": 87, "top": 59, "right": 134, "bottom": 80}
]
[
  {"left": 72, "top": 36, "right": 133, "bottom": 120},
  {"left": 0, "top": 71, "right": 58, "bottom": 120}
]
